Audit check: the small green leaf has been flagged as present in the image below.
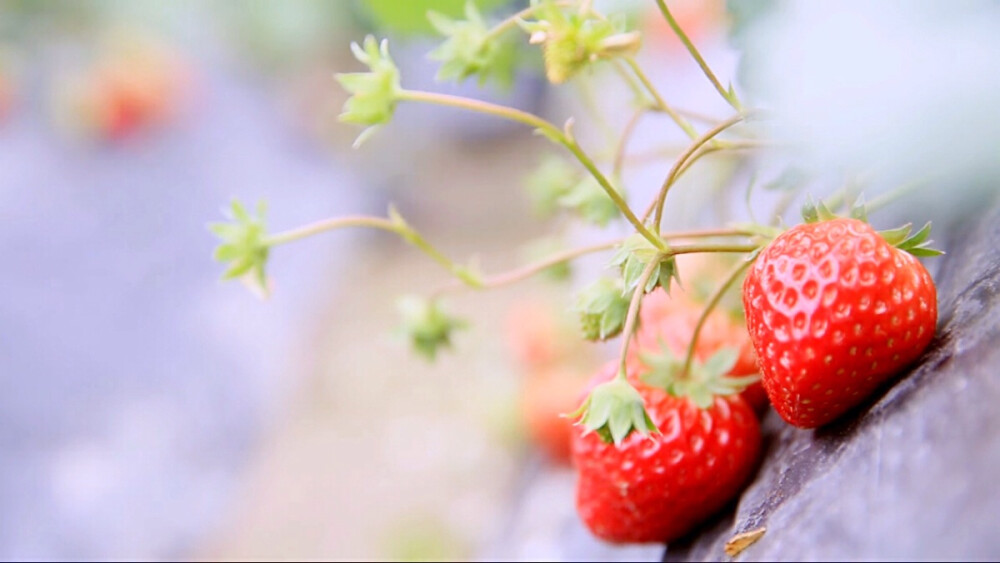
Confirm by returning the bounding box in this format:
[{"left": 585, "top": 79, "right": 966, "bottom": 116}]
[
  {"left": 428, "top": 1, "right": 519, "bottom": 87},
  {"left": 574, "top": 278, "right": 629, "bottom": 341},
  {"left": 523, "top": 156, "right": 578, "bottom": 216},
  {"left": 566, "top": 377, "right": 657, "bottom": 446},
  {"left": 520, "top": 0, "right": 634, "bottom": 84},
  {"left": 880, "top": 221, "right": 945, "bottom": 257},
  {"left": 558, "top": 176, "right": 621, "bottom": 227},
  {"left": 210, "top": 198, "right": 271, "bottom": 292},
  {"left": 335, "top": 35, "right": 401, "bottom": 146},
  {"left": 611, "top": 234, "right": 675, "bottom": 296},
  {"left": 703, "top": 348, "right": 739, "bottom": 377},
  {"left": 397, "top": 296, "right": 467, "bottom": 361}
]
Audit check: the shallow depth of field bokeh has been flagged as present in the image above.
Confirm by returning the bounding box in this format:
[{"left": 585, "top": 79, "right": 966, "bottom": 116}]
[{"left": 2, "top": 1, "right": 997, "bottom": 560}]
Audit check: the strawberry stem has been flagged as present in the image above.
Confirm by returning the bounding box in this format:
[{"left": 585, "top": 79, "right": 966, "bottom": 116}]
[
  {"left": 622, "top": 57, "right": 700, "bottom": 140},
  {"left": 266, "top": 212, "right": 483, "bottom": 288},
  {"left": 644, "top": 114, "right": 745, "bottom": 230},
  {"left": 654, "top": 0, "right": 742, "bottom": 112},
  {"left": 396, "top": 89, "right": 666, "bottom": 252},
  {"left": 618, "top": 258, "right": 662, "bottom": 380},
  {"left": 680, "top": 257, "right": 754, "bottom": 379}
]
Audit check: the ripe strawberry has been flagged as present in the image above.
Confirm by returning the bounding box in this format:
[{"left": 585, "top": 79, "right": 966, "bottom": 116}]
[
  {"left": 631, "top": 286, "right": 768, "bottom": 413},
  {"left": 572, "top": 361, "right": 761, "bottom": 543},
  {"left": 743, "top": 217, "right": 938, "bottom": 428}
]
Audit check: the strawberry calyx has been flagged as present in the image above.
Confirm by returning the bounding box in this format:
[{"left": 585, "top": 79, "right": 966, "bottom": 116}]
[
  {"left": 396, "top": 296, "right": 467, "bottom": 361},
  {"left": 801, "top": 196, "right": 944, "bottom": 257},
  {"left": 210, "top": 198, "right": 271, "bottom": 290},
  {"left": 640, "top": 342, "right": 759, "bottom": 409},
  {"left": 879, "top": 222, "right": 945, "bottom": 257},
  {"left": 574, "top": 277, "right": 629, "bottom": 341},
  {"left": 611, "top": 233, "right": 679, "bottom": 296},
  {"left": 566, "top": 373, "right": 658, "bottom": 446}
]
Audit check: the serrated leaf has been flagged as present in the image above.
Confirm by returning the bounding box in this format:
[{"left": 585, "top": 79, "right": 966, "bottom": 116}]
[
  {"left": 849, "top": 195, "right": 868, "bottom": 222},
  {"left": 879, "top": 223, "right": 912, "bottom": 246},
  {"left": 703, "top": 347, "right": 739, "bottom": 377},
  {"left": 567, "top": 377, "right": 657, "bottom": 446}
]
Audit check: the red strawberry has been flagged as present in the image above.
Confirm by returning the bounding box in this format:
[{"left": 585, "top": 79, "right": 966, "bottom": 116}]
[
  {"left": 743, "top": 217, "right": 938, "bottom": 428},
  {"left": 572, "top": 361, "right": 761, "bottom": 543},
  {"left": 632, "top": 288, "right": 767, "bottom": 412}
]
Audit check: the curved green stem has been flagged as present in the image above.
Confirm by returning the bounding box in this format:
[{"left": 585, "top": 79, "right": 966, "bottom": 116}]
[
  {"left": 266, "top": 216, "right": 398, "bottom": 246},
  {"left": 266, "top": 214, "right": 482, "bottom": 288},
  {"left": 669, "top": 243, "right": 759, "bottom": 256},
  {"left": 654, "top": 0, "right": 742, "bottom": 112},
  {"left": 618, "top": 258, "right": 662, "bottom": 380},
  {"left": 397, "top": 89, "right": 664, "bottom": 251},
  {"left": 613, "top": 106, "right": 648, "bottom": 179},
  {"left": 680, "top": 257, "right": 754, "bottom": 378},
  {"left": 482, "top": 1, "right": 569, "bottom": 42},
  {"left": 623, "top": 57, "right": 699, "bottom": 140},
  {"left": 646, "top": 114, "right": 745, "bottom": 229}
]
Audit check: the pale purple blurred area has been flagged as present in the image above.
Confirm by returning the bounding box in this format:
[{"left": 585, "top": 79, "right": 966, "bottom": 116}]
[{"left": 0, "top": 3, "right": 375, "bottom": 559}]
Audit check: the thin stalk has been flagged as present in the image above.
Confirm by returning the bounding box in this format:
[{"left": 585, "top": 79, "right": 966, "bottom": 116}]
[
  {"left": 613, "top": 106, "right": 648, "bottom": 179},
  {"left": 624, "top": 57, "right": 699, "bottom": 140},
  {"left": 397, "top": 89, "right": 665, "bottom": 251},
  {"left": 482, "top": 0, "right": 570, "bottom": 42},
  {"left": 654, "top": 0, "right": 742, "bottom": 112},
  {"left": 267, "top": 215, "right": 481, "bottom": 287},
  {"left": 266, "top": 216, "right": 398, "bottom": 246},
  {"left": 865, "top": 181, "right": 925, "bottom": 215},
  {"left": 617, "top": 259, "right": 661, "bottom": 379},
  {"left": 646, "top": 114, "right": 745, "bottom": 228},
  {"left": 669, "top": 243, "right": 759, "bottom": 256},
  {"left": 680, "top": 258, "right": 754, "bottom": 377}
]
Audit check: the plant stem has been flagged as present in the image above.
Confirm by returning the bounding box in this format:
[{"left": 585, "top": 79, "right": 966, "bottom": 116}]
[
  {"left": 680, "top": 257, "right": 754, "bottom": 377},
  {"left": 613, "top": 106, "right": 647, "bottom": 179},
  {"left": 865, "top": 180, "right": 925, "bottom": 214},
  {"left": 561, "top": 138, "right": 665, "bottom": 251},
  {"left": 618, "top": 258, "right": 662, "bottom": 380},
  {"left": 397, "top": 89, "right": 665, "bottom": 251},
  {"left": 397, "top": 89, "right": 553, "bottom": 131},
  {"left": 482, "top": 0, "right": 570, "bottom": 42},
  {"left": 266, "top": 214, "right": 482, "bottom": 288},
  {"left": 669, "top": 243, "right": 759, "bottom": 256},
  {"left": 266, "top": 216, "right": 398, "bottom": 246},
  {"left": 623, "top": 57, "right": 699, "bottom": 140},
  {"left": 654, "top": 0, "right": 742, "bottom": 112},
  {"left": 646, "top": 114, "right": 745, "bottom": 229}
]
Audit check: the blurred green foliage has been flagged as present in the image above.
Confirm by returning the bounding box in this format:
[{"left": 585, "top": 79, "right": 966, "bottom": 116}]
[{"left": 359, "top": 0, "right": 510, "bottom": 36}]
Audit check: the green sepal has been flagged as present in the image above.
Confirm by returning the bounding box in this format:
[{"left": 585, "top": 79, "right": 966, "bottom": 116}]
[
  {"left": 558, "top": 175, "right": 621, "bottom": 227},
  {"left": 335, "top": 35, "right": 401, "bottom": 146},
  {"left": 396, "top": 295, "right": 467, "bottom": 361},
  {"left": 611, "top": 234, "right": 678, "bottom": 295},
  {"left": 801, "top": 196, "right": 836, "bottom": 224},
  {"left": 427, "top": 1, "right": 518, "bottom": 87},
  {"left": 848, "top": 195, "right": 869, "bottom": 222},
  {"left": 566, "top": 376, "right": 658, "bottom": 446},
  {"left": 209, "top": 199, "right": 271, "bottom": 290},
  {"left": 639, "top": 341, "right": 757, "bottom": 409},
  {"left": 523, "top": 156, "right": 579, "bottom": 217},
  {"left": 879, "top": 222, "right": 944, "bottom": 257},
  {"left": 519, "top": 0, "right": 633, "bottom": 84},
  {"left": 574, "top": 278, "right": 629, "bottom": 341}
]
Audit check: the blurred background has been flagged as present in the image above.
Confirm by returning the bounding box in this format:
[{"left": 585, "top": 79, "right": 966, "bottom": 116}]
[{"left": 1, "top": 0, "right": 997, "bottom": 561}]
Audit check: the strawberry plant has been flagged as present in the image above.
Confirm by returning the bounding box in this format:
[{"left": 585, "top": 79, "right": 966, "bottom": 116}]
[{"left": 211, "top": 0, "right": 943, "bottom": 548}]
